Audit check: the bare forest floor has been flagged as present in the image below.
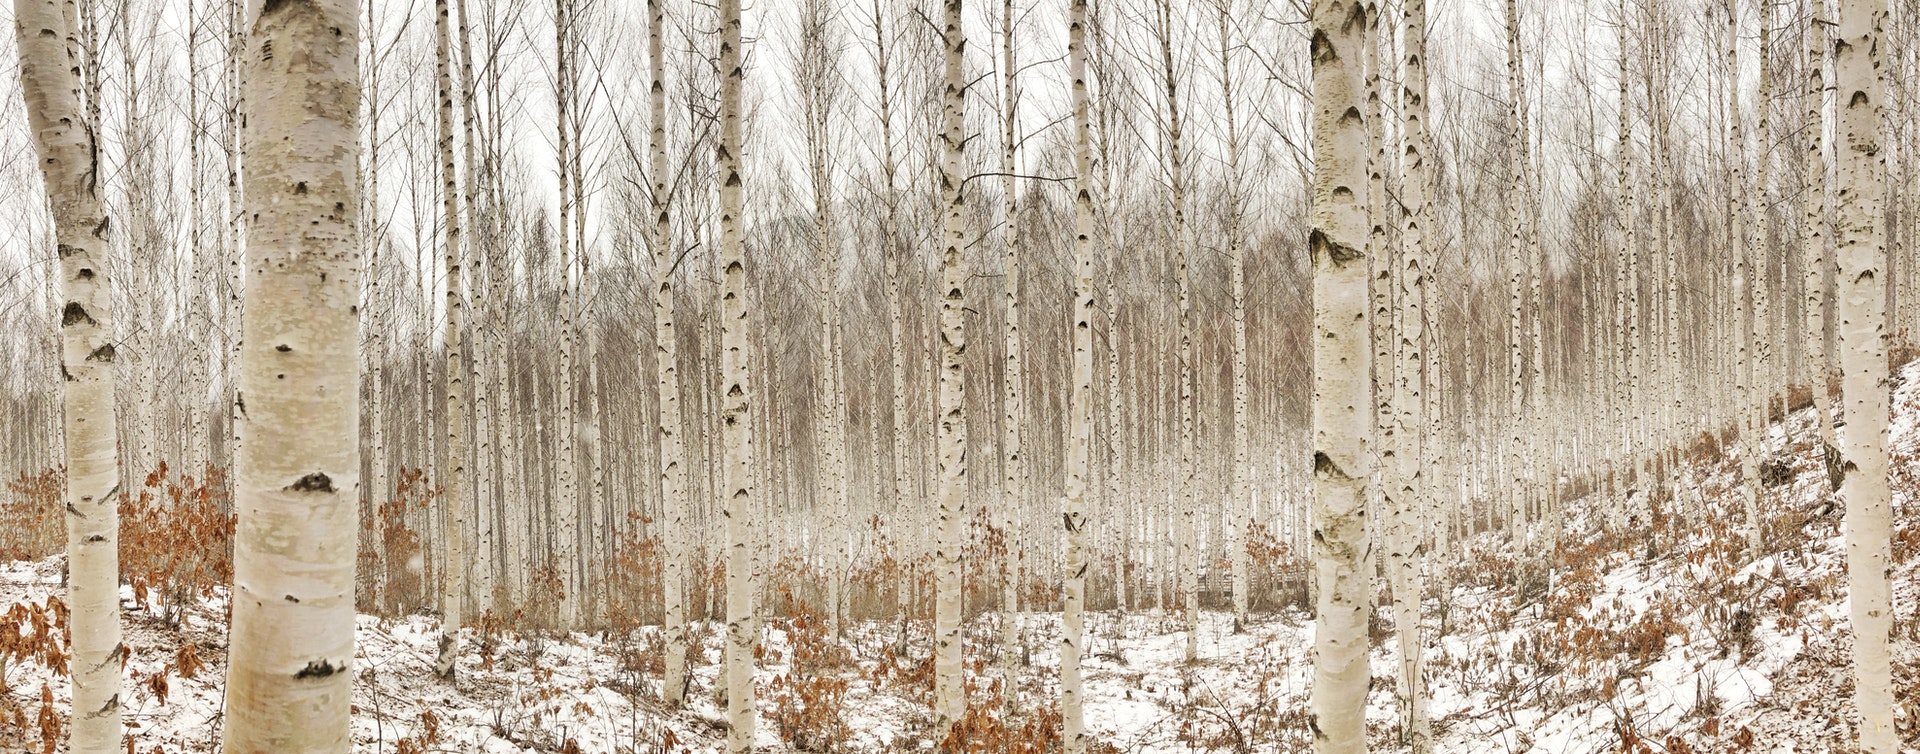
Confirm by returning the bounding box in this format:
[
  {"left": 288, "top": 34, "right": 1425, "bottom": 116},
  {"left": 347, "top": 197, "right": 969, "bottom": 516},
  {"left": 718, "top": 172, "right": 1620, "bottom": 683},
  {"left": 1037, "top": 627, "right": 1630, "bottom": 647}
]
[{"left": 4, "top": 364, "right": 1920, "bottom": 753}]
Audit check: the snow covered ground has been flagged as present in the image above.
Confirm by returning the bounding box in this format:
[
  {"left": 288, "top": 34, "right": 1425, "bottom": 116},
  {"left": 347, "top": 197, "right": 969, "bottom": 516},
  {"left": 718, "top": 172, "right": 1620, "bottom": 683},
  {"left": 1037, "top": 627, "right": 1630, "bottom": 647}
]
[{"left": 5, "top": 366, "right": 1919, "bottom": 752}]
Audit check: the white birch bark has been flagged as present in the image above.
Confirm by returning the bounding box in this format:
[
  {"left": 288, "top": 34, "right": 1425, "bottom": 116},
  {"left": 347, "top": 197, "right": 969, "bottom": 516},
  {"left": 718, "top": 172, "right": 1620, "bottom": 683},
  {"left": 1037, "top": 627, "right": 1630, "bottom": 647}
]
[
  {"left": 865, "top": 0, "right": 914, "bottom": 643},
  {"left": 1151, "top": 0, "right": 1199, "bottom": 662},
  {"left": 1755, "top": 0, "right": 1775, "bottom": 480},
  {"left": 1390, "top": 0, "right": 1431, "bottom": 748},
  {"left": 997, "top": 0, "right": 1023, "bottom": 709},
  {"left": 362, "top": 11, "right": 386, "bottom": 513},
  {"left": 1063, "top": 1, "right": 1094, "bottom": 747},
  {"left": 554, "top": 0, "right": 580, "bottom": 630},
  {"left": 1211, "top": 0, "right": 1251, "bottom": 634},
  {"left": 188, "top": 0, "right": 209, "bottom": 474},
  {"left": 451, "top": 0, "right": 491, "bottom": 615},
  {"left": 650, "top": 0, "right": 689, "bottom": 707},
  {"left": 1833, "top": 1, "right": 1895, "bottom": 749},
  {"left": 1308, "top": 1, "right": 1373, "bottom": 751},
  {"left": 221, "top": 0, "right": 361, "bottom": 745},
  {"left": 1097, "top": 38, "right": 1126, "bottom": 610},
  {"left": 1503, "top": 0, "right": 1528, "bottom": 545},
  {"left": 1804, "top": 0, "right": 1837, "bottom": 457},
  {"left": 1655, "top": 35, "right": 1683, "bottom": 522},
  {"left": 1725, "top": 0, "right": 1764, "bottom": 558},
  {"left": 933, "top": 0, "right": 970, "bottom": 734},
  {"left": 797, "top": 0, "right": 848, "bottom": 641},
  {"left": 1613, "top": 0, "right": 1634, "bottom": 531},
  {"left": 225, "top": 0, "right": 244, "bottom": 480},
  {"left": 14, "top": 0, "right": 121, "bottom": 747},
  {"left": 717, "top": 0, "right": 756, "bottom": 746},
  {"left": 433, "top": 0, "right": 468, "bottom": 681}
]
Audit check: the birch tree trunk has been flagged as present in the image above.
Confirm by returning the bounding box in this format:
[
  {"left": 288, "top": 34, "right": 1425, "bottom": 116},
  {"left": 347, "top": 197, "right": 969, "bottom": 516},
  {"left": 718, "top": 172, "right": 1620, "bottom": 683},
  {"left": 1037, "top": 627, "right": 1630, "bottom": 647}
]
[
  {"left": 1308, "top": 1, "right": 1373, "bottom": 751},
  {"left": 14, "top": 0, "right": 121, "bottom": 747},
  {"left": 433, "top": 0, "right": 468, "bottom": 681},
  {"left": 1211, "top": 0, "right": 1251, "bottom": 635},
  {"left": 188, "top": 0, "right": 209, "bottom": 474},
  {"left": 363, "top": 10, "right": 387, "bottom": 512},
  {"left": 1754, "top": 0, "right": 1775, "bottom": 498},
  {"left": 865, "top": 0, "right": 914, "bottom": 649},
  {"left": 221, "top": 0, "right": 361, "bottom": 746},
  {"left": 718, "top": 0, "right": 756, "bottom": 746},
  {"left": 1062, "top": 0, "right": 1093, "bottom": 747},
  {"left": 1804, "top": 0, "right": 1837, "bottom": 461},
  {"left": 1504, "top": 0, "right": 1528, "bottom": 545},
  {"left": 1151, "top": 0, "right": 1198, "bottom": 662},
  {"left": 797, "top": 0, "right": 848, "bottom": 641},
  {"left": 996, "top": 0, "right": 1024, "bottom": 710},
  {"left": 1726, "top": 0, "right": 1763, "bottom": 560},
  {"left": 1613, "top": 1, "right": 1634, "bottom": 532},
  {"left": 1833, "top": 1, "right": 1895, "bottom": 749},
  {"left": 650, "top": 0, "right": 689, "bottom": 707},
  {"left": 554, "top": 0, "right": 580, "bottom": 631},
  {"left": 1389, "top": 0, "right": 1432, "bottom": 748},
  {"left": 933, "top": 0, "right": 970, "bottom": 737},
  {"left": 225, "top": 0, "right": 244, "bottom": 485}
]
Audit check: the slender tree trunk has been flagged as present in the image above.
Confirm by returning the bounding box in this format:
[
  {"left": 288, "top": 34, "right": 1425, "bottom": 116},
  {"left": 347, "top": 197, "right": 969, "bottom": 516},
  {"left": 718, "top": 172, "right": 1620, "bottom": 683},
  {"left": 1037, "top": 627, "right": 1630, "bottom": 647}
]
[
  {"left": 1755, "top": 0, "right": 1775, "bottom": 478},
  {"left": 650, "top": 0, "right": 689, "bottom": 707},
  {"left": 188, "top": 0, "right": 206, "bottom": 474},
  {"left": 1390, "top": 0, "right": 1432, "bottom": 748},
  {"left": 433, "top": 0, "right": 468, "bottom": 681},
  {"left": 363, "top": 0, "right": 386, "bottom": 512},
  {"left": 933, "top": 0, "right": 970, "bottom": 737},
  {"left": 1063, "top": 0, "right": 1093, "bottom": 748},
  {"left": 1613, "top": 1, "right": 1635, "bottom": 533},
  {"left": 1151, "top": 0, "right": 1198, "bottom": 662},
  {"left": 1308, "top": 1, "right": 1373, "bottom": 752},
  {"left": 1211, "top": 0, "right": 1251, "bottom": 635},
  {"left": 1805, "top": 0, "right": 1837, "bottom": 461},
  {"left": 1725, "top": 0, "right": 1764, "bottom": 558},
  {"left": 800, "top": 0, "right": 849, "bottom": 642},
  {"left": 1834, "top": 1, "right": 1895, "bottom": 750},
  {"left": 225, "top": 0, "right": 244, "bottom": 494},
  {"left": 1090, "top": 13, "right": 1127, "bottom": 616},
  {"left": 866, "top": 0, "right": 914, "bottom": 649},
  {"left": 553, "top": 0, "right": 580, "bottom": 630},
  {"left": 997, "top": 0, "right": 1024, "bottom": 710},
  {"left": 15, "top": 0, "right": 121, "bottom": 747},
  {"left": 1504, "top": 0, "right": 1528, "bottom": 546},
  {"left": 220, "top": 0, "right": 361, "bottom": 745},
  {"left": 717, "top": 0, "right": 756, "bottom": 746}
]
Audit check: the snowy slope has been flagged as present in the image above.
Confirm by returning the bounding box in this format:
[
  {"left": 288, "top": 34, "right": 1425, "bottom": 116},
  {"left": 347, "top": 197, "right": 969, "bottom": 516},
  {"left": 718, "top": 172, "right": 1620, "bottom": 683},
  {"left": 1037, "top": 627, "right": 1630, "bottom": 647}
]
[{"left": 4, "top": 365, "right": 1918, "bottom": 753}]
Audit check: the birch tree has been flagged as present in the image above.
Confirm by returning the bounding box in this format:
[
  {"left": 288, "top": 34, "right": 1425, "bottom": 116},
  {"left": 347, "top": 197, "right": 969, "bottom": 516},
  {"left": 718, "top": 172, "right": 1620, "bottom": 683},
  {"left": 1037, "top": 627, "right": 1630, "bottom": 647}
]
[
  {"left": 933, "top": 0, "right": 970, "bottom": 736},
  {"left": 1833, "top": 0, "right": 1895, "bottom": 750},
  {"left": 792, "top": 0, "right": 850, "bottom": 642},
  {"left": 1388, "top": 0, "right": 1432, "bottom": 748},
  {"left": 717, "top": 0, "right": 756, "bottom": 747},
  {"left": 1308, "top": 1, "right": 1373, "bottom": 751},
  {"left": 1803, "top": 0, "right": 1836, "bottom": 463},
  {"left": 14, "top": 0, "right": 122, "bottom": 747},
  {"left": 554, "top": 0, "right": 581, "bottom": 629},
  {"left": 1614, "top": 0, "right": 1635, "bottom": 531},
  {"left": 434, "top": 0, "right": 469, "bottom": 681},
  {"left": 221, "top": 0, "right": 362, "bottom": 747},
  {"left": 1209, "top": 0, "right": 1251, "bottom": 634},
  {"left": 1062, "top": 0, "right": 1093, "bottom": 748},
  {"left": 995, "top": 0, "right": 1024, "bottom": 708},
  {"left": 1503, "top": 0, "right": 1529, "bottom": 543},
  {"left": 651, "top": 0, "right": 690, "bottom": 707},
  {"left": 1725, "top": 0, "right": 1763, "bottom": 559},
  {"left": 1150, "top": 0, "right": 1199, "bottom": 662}
]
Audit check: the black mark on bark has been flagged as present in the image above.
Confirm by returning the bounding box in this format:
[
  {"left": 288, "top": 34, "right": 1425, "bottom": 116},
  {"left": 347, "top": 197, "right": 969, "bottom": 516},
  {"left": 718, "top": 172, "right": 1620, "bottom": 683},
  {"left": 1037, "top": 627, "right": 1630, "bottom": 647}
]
[
  {"left": 294, "top": 659, "right": 338, "bottom": 679},
  {"left": 287, "top": 472, "right": 335, "bottom": 493}
]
